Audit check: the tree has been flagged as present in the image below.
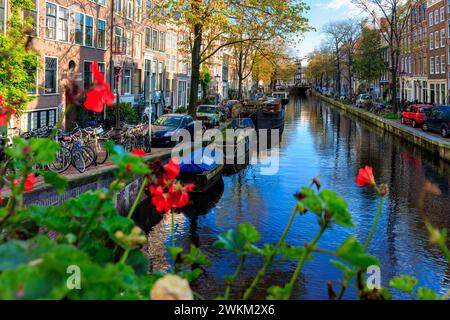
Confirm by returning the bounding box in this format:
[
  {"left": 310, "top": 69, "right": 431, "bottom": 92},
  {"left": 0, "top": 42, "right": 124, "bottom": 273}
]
[
  {"left": 162, "top": 0, "right": 310, "bottom": 116},
  {"left": 305, "top": 50, "right": 336, "bottom": 90},
  {"left": 0, "top": 0, "right": 38, "bottom": 114},
  {"left": 354, "top": 26, "right": 385, "bottom": 90},
  {"left": 323, "top": 22, "right": 345, "bottom": 96},
  {"left": 352, "top": 0, "right": 413, "bottom": 112},
  {"left": 199, "top": 65, "right": 212, "bottom": 99},
  {"left": 340, "top": 20, "right": 361, "bottom": 99}
]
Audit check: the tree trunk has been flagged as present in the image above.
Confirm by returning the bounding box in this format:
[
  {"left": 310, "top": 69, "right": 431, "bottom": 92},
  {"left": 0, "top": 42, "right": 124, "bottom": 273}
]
[
  {"left": 348, "top": 55, "right": 353, "bottom": 99},
  {"left": 391, "top": 50, "right": 399, "bottom": 113},
  {"left": 188, "top": 24, "right": 202, "bottom": 117}
]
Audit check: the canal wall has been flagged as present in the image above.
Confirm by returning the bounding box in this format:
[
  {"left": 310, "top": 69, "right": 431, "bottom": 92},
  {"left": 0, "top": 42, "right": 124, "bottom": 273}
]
[
  {"left": 315, "top": 93, "right": 450, "bottom": 163},
  {"left": 23, "top": 149, "right": 172, "bottom": 215}
]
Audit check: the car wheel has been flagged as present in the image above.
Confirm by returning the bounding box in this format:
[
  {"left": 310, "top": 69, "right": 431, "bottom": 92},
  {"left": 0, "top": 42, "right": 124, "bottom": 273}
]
[
  {"left": 441, "top": 127, "right": 448, "bottom": 138},
  {"left": 422, "top": 123, "right": 428, "bottom": 132},
  {"left": 412, "top": 120, "right": 417, "bottom": 128}
]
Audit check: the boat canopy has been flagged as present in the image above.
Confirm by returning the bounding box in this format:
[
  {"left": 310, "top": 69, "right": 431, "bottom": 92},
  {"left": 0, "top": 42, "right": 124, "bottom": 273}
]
[
  {"left": 231, "top": 118, "right": 255, "bottom": 129},
  {"left": 179, "top": 147, "right": 223, "bottom": 173}
]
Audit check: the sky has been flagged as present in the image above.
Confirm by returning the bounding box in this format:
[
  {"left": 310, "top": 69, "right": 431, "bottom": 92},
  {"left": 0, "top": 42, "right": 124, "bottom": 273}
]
[{"left": 293, "top": 0, "right": 366, "bottom": 64}]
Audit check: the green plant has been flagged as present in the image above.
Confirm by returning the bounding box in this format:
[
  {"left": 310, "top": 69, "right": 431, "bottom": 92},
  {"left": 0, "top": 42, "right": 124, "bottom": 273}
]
[{"left": 105, "top": 102, "right": 139, "bottom": 128}]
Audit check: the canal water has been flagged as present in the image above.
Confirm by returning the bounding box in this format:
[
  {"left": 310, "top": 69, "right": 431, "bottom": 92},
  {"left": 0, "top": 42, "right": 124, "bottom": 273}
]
[{"left": 136, "top": 96, "right": 450, "bottom": 300}]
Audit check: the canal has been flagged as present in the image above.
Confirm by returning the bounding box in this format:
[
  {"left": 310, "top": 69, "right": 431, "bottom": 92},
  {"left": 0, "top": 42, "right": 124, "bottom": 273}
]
[{"left": 136, "top": 95, "right": 450, "bottom": 300}]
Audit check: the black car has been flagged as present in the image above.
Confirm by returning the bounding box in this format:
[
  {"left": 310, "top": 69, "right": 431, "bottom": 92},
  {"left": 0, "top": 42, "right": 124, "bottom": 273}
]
[
  {"left": 423, "top": 105, "right": 450, "bottom": 138},
  {"left": 151, "top": 114, "right": 195, "bottom": 146}
]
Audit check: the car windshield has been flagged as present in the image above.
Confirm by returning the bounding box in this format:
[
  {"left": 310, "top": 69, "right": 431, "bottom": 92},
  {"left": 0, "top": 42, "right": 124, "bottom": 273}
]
[
  {"left": 154, "top": 116, "right": 181, "bottom": 127},
  {"left": 419, "top": 107, "right": 432, "bottom": 114},
  {"left": 197, "top": 106, "right": 217, "bottom": 113}
]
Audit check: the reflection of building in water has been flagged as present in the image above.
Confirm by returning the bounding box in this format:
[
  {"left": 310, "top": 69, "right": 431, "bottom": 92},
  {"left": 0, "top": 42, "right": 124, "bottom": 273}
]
[{"left": 144, "top": 212, "right": 186, "bottom": 273}]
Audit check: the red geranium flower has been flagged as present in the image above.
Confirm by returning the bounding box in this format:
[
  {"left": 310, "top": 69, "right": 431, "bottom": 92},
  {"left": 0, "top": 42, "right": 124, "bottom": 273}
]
[
  {"left": 164, "top": 158, "right": 180, "bottom": 181},
  {"left": 131, "top": 149, "right": 146, "bottom": 157},
  {"left": 0, "top": 95, "right": 15, "bottom": 126},
  {"left": 356, "top": 166, "right": 376, "bottom": 187},
  {"left": 83, "top": 62, "right": 115, "bottom": 113},
  {"left": 149, "top": 185, "right": 173, "bottom": 213},
  {"left": 24, "top": 174, "right": 37, "bottom": 192},
  {"left": 169, "top": 183, "right": 195, "bottom": 209}
]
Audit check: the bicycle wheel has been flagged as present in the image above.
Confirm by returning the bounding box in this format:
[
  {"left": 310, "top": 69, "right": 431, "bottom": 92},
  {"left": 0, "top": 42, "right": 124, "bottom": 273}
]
[
  {"left": 80, "top": 145, "right": 96, "bottom": 168},
  {"left": 49, "top": 146, "right": 71, "bottom": 173},
  {"left": 143, "top": 135, "right": 151, "bottom": 153},
  {"left": 95, "top": 138, "right": 109, "bottom": 165},
  {"left": 123, "top": 136, "right": 136, "bottom": 152},
  {"left": 71, "top": 149, "right": 86, "bottom": 173}
]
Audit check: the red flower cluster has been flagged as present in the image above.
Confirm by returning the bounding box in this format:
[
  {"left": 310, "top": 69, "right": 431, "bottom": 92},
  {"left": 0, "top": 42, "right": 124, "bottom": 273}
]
[
  {"left": 0, "top": 95, "right": 15, "bottom": 126},
  {"left": 356, "top": 166, "right": 376, "bottom": 187},
  {"left": 83, "top": 62, "right": 115, "bottom": 113},
  {"left": 126, "top": 149, "right": 146, "bottom": 171},
  {"left": 149, "top": 158, "right": 195, "bottom": 213},
  {"left": 13, "top": 174, "right": 37, "bottom": 193}
]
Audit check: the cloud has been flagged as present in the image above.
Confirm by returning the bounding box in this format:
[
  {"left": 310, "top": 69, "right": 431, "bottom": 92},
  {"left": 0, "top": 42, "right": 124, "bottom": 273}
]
[{"left": 324, "top": 0, "right": 362, "bottom": 16}]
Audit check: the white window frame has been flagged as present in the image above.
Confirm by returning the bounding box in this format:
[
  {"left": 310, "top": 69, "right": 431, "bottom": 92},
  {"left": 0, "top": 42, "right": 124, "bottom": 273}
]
[
  {"left": 44, "top": 56, "right": 59, "bottom": 95},
  {"left": 430, "top": 57, "right": 435, "bottom": 74},
  {"left": 74, "top": 11, "right": 85, "bottom": 45},
  {"left": 115, "top": 26, "right": 123, "bottom": 53},
  {"left": 57, "top": 5, "right": 70, "bottom": 42},
  {"left": 84, "top": 14, "right": 94, "bottom": 47},
  {"left": 126, "top": 0, "right": 133, "bottom": 20},
  {"left": 123, "top": 68, "right": 132, "bottom": 94},
  {"left": 441, "top": 29, "right": 446, "bottom": 48},
  {"left": 136, "top": 0, "right": 142, "bottom": 22},
  {"left": 134, "top": 33, "right": 142, "bottom": 58},
  {"left": 22, "top": 0, "right": 39, "bottom": 37},
  {"left": 430, "top": 33, "right": 434, "bottom": 50},
  {"left": 441, "top": 7, "right": 445, "bottom": 22},
  {"left": 435, "top": 10, "right": 439, "bottom": 25},
  {"left": 124, "top": 31, "right": 132, "bottom": 56},
  {"left": 435, "top": 55, "right": 440, "bottom": 74},
  {"left": 97, "top": 18, "right": 106, "bottom": 49},
  {"left": 429, "top": 12, "right": 433, "bottom": 26},
  {"left": 441, "top": 54, "right": 445, "bottom": 73},
  {"left": 45, "top": 1, "right": 57, "bottom": 40}
]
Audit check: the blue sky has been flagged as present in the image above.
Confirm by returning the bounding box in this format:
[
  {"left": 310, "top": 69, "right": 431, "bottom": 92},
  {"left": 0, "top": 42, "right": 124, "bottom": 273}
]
[{"left": 294, "top": 0, "right": 365, "bottom": 62}]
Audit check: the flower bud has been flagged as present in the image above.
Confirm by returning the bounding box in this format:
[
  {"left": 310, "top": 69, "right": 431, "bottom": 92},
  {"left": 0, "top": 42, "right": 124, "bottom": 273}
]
[{"left": 150, "top": 274, "right": 194, "bottom": 300}]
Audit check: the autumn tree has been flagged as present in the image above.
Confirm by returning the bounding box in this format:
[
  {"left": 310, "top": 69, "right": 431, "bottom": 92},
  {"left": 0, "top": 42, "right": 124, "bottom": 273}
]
[
  {"left": 162, "top": 0, "right": 310, "bottom": 115},
  {"left": 352, "top": 0, "right": 413, "bottom": 112},
  {"left": 0, "top": 0, "right": 38, "bottom": 114},
  {"left": 354, "top": 26, "right": 385, "bottom": 90},
  {"left": 305, "top": 50, "right": 336, "bottom": 90},
  {"left": 340, "top": 20, "right": 361, "bottom": 99},
  {"left": 323, "top": 22, "right": 345, "bottom": 96}
]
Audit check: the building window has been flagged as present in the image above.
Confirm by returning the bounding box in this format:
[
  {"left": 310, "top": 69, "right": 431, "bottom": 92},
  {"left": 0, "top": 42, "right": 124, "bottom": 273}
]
[
  {"left": 45, "top": 2, "right": 57, "bottom": 39},
  {"left": 28, "top": 109, "right": 57, "bottom": 131},
  {"left": 84, "top": 61, "right": 92, "bottom": 89},
  {"left": 435, "top": 55, "right": 440, "bottom": 74},
  {"left": 435, "top": 31, "right": 439, "bottom": 49},
  {"left": 123, "top": 69, "right": 132, "bottom": 94},
  {"left": 126, "top": 0, "right": 133, "bottom": 19},
  {"left": 430, "top": 57, "right": 435, "bottom": 74},
  {"left": 23, "top": 0, "right": 38, "bottom": 36},
  {"left": 136, "top": 0, "right": 142, "bottom": 22},
  {"left": 435, "top": 10, "right": 439, "bottom": 25},
  {"left": 159, "top": 31, "right": 165, "bottom": 51},
  {"left": 115, "top": 26, "right": 123, "bottom": 53},
  {"left": 152, "top": 29, "right": 158, "bottom": 50},
  {"left": 44, "top": 57, "right": 58, "bottom": 94},
  {"left": 85, "top": 15, "right": 94, "bottom": 46},
  {"left": 124, "top": 31, "right": 132, "bottom": 56},
  {"left": 134, "top": 33, "right": 142, "bottom": 58},
  {"left": 430, "top": 33, "right": 434, "bottom": 50},
  {"left": 146, "top": 0, "right": 153, "bottom": 19},
  {"left": 57, "top": 7, "right": 69, "bottom": 41},
  {"left": 97, "top": 19, "right": 106, "bottom": 49},
  {"left": 441, "top": 7, "right": 445, "bottom": 22},
  {"left": 145, "top": 27, "right": 151, "bottom": 48},
  {"left": 441, "top": 54, "right": 446, "bottom": 73},
  {"left": 97, "top": 0, "right": 106, "bottom": 5},
  {"left": 115, "top": 0, "right": 123, "bottom": 14},
  {"left": 26, "top": 62, "right": 38, "bottom": 95},
  {"left": 441, "top": 29, "right": 446, "bottom": 47},
  {"left": 429, "top": 12, "right": 433, "bottom": 26},
  {"left": 75, "top": 13, "right": 84, "bottom": 45}
]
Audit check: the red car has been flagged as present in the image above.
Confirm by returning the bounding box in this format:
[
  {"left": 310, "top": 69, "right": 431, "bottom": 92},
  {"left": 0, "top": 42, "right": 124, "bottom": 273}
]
[{"left": 401, "top": 104, "right": 433, "bottom": 128}]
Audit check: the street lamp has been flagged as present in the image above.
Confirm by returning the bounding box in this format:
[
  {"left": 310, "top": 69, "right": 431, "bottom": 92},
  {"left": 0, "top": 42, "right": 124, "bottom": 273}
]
[
  {"left": 114, "top": 64, "right": 123, "bottom": 130},
  {"left": 215, "top": 74, "right": 220, "bottom": 104}
]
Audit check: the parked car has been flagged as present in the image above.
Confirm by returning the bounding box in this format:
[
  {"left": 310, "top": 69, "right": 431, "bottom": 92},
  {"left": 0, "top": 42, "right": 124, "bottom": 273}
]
[
  {"left": 422, "top": 105, "right": 450, "bottom": 137},
  {"left": 356, "top": 94, "right": 372, "bottom": 108},
  {"left": 401, "top": 104, "right": 433, "bottom": 128},
  {"left": 151, "top": 114, "right": 195, "bottom": 146},
  {"left": 196, "top": 105, "right": 221, "bottom": 128}
]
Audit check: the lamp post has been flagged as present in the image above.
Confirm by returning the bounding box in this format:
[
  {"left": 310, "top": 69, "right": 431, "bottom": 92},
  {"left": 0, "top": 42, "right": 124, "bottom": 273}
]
[
  {"left": 114, "top": 65, "right": 122, "bottom": 130},
  {"left": 215, "top": 74, "right": 220, "bottom": 104}
]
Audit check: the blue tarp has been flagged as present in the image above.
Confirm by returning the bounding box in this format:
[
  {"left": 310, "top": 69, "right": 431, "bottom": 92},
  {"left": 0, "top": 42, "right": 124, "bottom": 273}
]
[
  {"left": 231, "top": 118, "right": 255, "bottom": 129},
  {"left": 179, "top": 147, "right": 223, "bottom": 173}
]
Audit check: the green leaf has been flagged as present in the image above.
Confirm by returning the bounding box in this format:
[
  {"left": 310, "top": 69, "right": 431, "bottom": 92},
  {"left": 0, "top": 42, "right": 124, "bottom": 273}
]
[
  {"left": 43, "top": 171, "right": 68, "bottom": 195},
  {"left": 239, "top": 223, "right": 260, "bottom": 243},
  {"left": 266, "top": 284, "right": 293, "bottom": 300},
  {"left": 336, "top": 236, "right": 379, "bottom": 269},
  {"left": 389, "top": 275, "right": 418, "bottom": 294},
  {"left": 280, "top": 243, "right": 309, "bottom": 260},
  {"left": 166, "top": 246, "right": 183, "bottom": 263},
  {"left": 320, "top": 190, "right": 354, "bottom": 228},
  {"left": 184, "top": 245, "right": 211, "bottom": 266},
  {"left": 126, "top": 250, "right": 150, "bottom": 276},
  {"left": 181, "top": 268, "right": 203, "bottom": 282},
  {"left": 30, "top": 138, "right": 60, "bottom": 164},
  {"left": 299, "top": 187, "right": 322, "bottom": 215},
  {"left": 416, "top": 287, "right": 441, "bottom": 300}
]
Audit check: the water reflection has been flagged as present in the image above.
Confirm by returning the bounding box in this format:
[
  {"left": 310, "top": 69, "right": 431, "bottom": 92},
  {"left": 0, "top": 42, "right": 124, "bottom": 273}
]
[{"left": 136, "top": 96, "right": 450, "bottom": 299}]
